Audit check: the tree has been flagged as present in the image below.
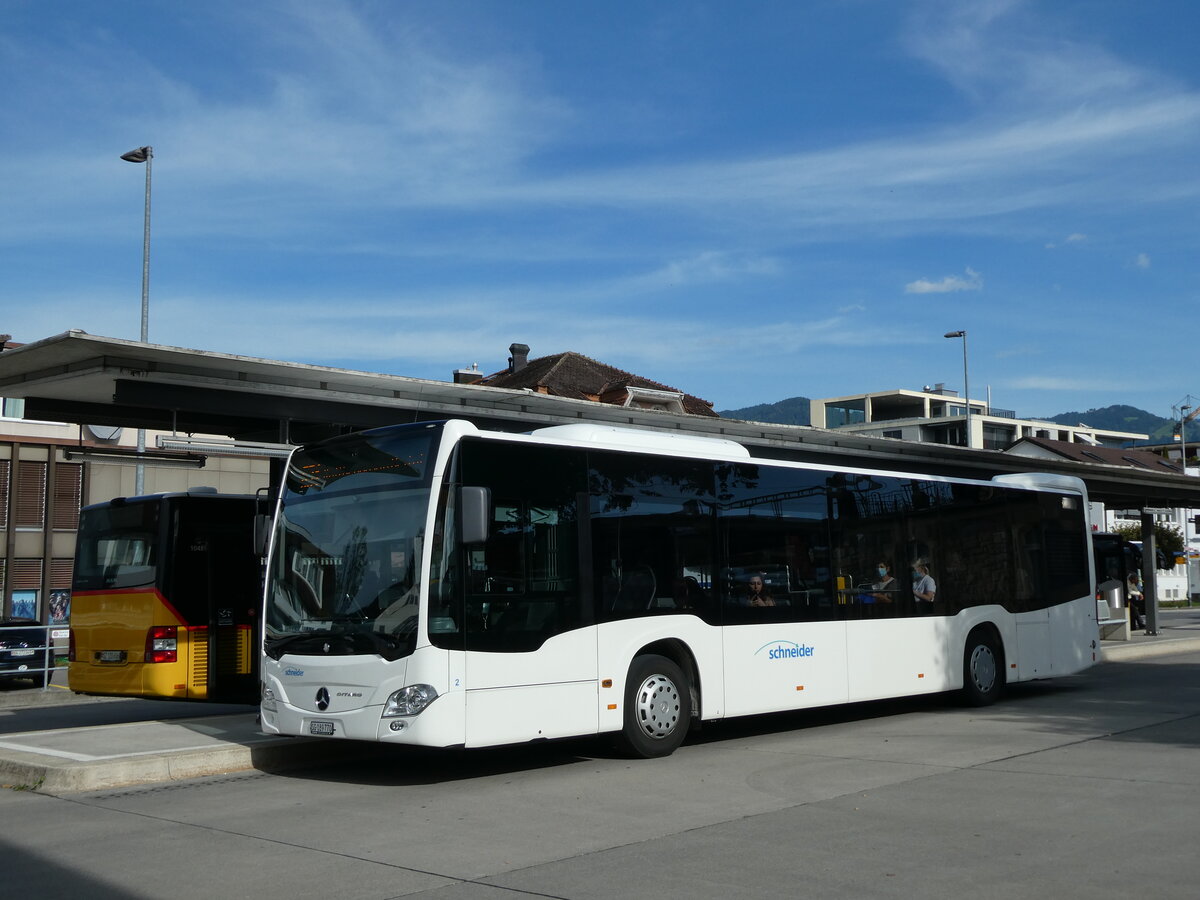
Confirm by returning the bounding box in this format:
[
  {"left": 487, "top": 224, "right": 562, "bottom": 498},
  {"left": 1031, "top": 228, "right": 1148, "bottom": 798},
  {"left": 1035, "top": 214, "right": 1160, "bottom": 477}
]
[{"left": 1113, "top": 521, "right": 1184, "bottom": 557}]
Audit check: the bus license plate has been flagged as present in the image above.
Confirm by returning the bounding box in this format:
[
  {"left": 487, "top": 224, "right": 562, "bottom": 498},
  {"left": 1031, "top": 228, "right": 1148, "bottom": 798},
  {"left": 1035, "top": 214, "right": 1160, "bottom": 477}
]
[
  {"left": 98, "top": 650, "right": 125, "bottom": 663},
  {"left": 11, "top": 649, "right": 36, "bottom": 658},
  {"left": 309, "top": 721, "right": 336, "bottom": 736}
]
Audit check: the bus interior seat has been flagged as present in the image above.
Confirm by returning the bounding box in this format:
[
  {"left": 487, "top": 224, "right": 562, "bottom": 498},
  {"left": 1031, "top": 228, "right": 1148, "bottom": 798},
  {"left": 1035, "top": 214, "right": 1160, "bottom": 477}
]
[{"left": 613, "top": 566, "right": 657, "bottom": 610}]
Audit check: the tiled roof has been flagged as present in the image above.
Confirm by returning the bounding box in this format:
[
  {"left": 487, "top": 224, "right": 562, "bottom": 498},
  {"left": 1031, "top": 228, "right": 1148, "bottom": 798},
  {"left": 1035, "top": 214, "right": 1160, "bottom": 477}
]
[
  {"left": 479, "top": 351, "right": 718, "bottom": 417},
  {"left": 1008, "top": 436, "right": 1183, "bottom": 473}
]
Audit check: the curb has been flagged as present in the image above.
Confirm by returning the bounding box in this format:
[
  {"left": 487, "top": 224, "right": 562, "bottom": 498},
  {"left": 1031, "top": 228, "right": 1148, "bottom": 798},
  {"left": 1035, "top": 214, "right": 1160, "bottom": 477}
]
[
  {"left": 0, "top": 715, "right": 386, "bottom": 795},
  {"left": 1100, "top": 635, "right": 1200, "bottom": 663}
]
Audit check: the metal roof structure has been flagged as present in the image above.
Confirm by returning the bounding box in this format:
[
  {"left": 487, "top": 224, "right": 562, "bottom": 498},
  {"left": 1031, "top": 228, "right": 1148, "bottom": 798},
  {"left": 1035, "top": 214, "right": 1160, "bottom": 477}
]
[{"left": 1, "top": 330, "right": 1198, "bottom": 510}]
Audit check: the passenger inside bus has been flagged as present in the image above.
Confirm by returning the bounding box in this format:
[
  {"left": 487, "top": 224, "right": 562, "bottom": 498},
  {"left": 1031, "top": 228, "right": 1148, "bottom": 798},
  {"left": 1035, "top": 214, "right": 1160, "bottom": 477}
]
[
  {"left": 912, "top": 560, "right": 936, "bottom": 612},
  {"left": 745, "top": 574, "right": 776, "bottom": 607},
  {"left": 870, "top": 562, "right": 899, "bottom": 603}
]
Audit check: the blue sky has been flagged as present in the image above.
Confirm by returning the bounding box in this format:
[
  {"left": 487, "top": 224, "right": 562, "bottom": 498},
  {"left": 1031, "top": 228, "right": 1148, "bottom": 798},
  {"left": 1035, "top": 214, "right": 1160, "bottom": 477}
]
[{"left": 3, "top": 0, "right": 1198, "bottom": 420}]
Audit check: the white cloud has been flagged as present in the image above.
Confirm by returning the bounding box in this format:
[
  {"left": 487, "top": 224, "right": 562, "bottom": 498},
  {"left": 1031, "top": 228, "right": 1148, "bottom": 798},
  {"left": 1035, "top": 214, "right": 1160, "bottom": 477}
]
[
  {"left": 612, "top": 252, "right": 781, "bottom": 294},
  {"left": 904, "top": 267, "right": 983, "bottom": 294},
  {"left": 1136, "top": 253, "right": 1151, "bottom": 268},
  {"left": 903, "top": 0, "right": 1156, "bottom": 111},
  {"left": 1046, "top": 232, "right": 1087, "bottom": 249},
  {"left": 5, "top": 0, "right": 1200, "bottom": 258},
  {"left": 1008, "top": 375, "right": 1129, "bottom": 392}
]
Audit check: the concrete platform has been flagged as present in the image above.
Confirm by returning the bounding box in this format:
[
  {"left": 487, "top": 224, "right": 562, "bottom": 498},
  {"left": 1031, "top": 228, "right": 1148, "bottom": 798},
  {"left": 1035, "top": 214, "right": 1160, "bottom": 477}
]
[
  {"left": 0, "top": 683, "right": 376, "bottom": 794},
  {"left": 2, "top": 609, "right": 1198, "bottom": 795},
  {"left": 0, "top": 713, "right": 307, "bottom": 793}
]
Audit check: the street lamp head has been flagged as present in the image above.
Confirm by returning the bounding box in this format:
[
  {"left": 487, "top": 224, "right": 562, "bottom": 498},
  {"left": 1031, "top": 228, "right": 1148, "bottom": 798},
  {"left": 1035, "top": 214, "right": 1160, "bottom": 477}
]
[
  {"left": 120, "top": 146, "right": 153, "bottom": 163},
  {"left": 944, "top": 330, "right": 966, "bottom": 339}
]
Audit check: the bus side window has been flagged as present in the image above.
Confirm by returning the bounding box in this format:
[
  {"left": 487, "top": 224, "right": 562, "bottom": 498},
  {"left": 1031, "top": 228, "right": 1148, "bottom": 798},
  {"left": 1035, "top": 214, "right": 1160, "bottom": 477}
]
[
  {"left": 718, "top": 462, "right": 832, "bottom": 622},
  {"left": 588, "top": 451, "right": 716, "bottom": 624},
  {"left": 455, "top": 440, "right": 588, "bottom": 652}
]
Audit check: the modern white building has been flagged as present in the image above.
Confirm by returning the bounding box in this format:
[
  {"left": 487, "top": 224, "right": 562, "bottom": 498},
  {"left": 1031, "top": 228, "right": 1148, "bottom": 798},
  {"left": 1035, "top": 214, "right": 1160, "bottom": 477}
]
[{"left": 812, "top": 384, "right": 1148, "bottom": 450}]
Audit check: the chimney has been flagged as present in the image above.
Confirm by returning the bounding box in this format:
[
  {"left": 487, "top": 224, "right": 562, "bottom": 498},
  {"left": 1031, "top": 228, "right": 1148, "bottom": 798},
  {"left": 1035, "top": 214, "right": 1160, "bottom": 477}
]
[
  {"left": 508, "top": 342, "right": 530, "bottom": 374},
  {"left": 453, "top": 363, "right": 483, "bottom": 385}
]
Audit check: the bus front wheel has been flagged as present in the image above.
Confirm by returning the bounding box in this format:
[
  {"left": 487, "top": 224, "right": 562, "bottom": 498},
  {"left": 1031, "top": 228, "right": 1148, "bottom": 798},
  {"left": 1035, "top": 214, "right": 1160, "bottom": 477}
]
[
  {"left": 962, "top": 629, "right": 1004, "bottom": 706},
  {"left": 617, "top": 654, "right": 689, "bottom": 758}
]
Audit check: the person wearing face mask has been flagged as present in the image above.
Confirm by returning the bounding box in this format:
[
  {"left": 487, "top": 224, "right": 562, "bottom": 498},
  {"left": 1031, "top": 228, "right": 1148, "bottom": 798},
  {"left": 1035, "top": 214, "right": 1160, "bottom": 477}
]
[
  {"left": 870, "top": 562, "right": 898, "bottom": 603},
  {"left": 911, "top": 560, "right": 936, "bottom": 613}
]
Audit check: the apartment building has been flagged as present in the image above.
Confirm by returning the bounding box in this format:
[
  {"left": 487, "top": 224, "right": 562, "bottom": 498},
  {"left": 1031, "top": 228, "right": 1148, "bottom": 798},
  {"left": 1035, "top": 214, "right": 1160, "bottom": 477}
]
[{"left": 812, "top": 384, "right": 1147, "bottom": 450}]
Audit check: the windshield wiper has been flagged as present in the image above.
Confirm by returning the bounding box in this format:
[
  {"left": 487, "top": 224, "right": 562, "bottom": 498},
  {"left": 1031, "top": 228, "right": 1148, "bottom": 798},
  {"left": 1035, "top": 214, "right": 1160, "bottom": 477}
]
[
  {"left": 264, "top": 627, "right": 411, "bottom": 661},
  {"left": 354, "top": 628, "right": 410, "bottom": 661},
  {"left": 264, "top": 633, "right": 328, "bottom": 660}
]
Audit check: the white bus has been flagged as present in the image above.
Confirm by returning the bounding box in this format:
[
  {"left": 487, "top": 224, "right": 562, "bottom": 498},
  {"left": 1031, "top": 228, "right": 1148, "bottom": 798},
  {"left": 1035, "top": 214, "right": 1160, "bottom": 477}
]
[{"left": 259, "top": 419, "right": 1098, "bottom": 757}]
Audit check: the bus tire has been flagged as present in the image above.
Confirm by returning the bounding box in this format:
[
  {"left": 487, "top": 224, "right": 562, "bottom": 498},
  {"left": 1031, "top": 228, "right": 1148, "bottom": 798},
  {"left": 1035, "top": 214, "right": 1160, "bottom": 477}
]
[
  {"left": 617, "top": 654, "right": 689, "bottom": 758},
  {"left": 961, "top": 629, "right": 1004, "bottom": 706}
]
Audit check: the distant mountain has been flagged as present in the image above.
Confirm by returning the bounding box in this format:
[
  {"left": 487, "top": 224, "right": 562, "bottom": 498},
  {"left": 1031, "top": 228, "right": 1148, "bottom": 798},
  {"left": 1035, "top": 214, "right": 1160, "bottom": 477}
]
[
  {"left": 718, "top": 396, "right": 810, "bottom": 425},
  {"left": 716, "top": 398, "right": 1186, "bottom": 444},
  {"left": 1040, "top": 405, "right": 1175, "bottom": 442}
]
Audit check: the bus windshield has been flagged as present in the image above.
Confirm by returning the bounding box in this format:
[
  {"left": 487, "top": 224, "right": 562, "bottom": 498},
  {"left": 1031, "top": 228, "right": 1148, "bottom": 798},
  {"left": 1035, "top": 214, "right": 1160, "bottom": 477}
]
[{"left": 264, "top": 425, "right": 441, "bottom": 661}]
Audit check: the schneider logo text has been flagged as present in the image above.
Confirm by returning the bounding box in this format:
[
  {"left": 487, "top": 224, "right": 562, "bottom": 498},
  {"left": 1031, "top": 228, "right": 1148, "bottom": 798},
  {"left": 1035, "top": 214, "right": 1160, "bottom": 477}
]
[{"left": 756, "top": 641, "right": 815, "bottom": 660}]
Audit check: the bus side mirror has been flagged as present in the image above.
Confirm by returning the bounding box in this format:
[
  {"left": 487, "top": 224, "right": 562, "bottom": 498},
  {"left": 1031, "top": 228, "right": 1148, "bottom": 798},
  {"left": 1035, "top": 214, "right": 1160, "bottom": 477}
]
[
  {"left": 253, "top": 514, "right": 272, "bottom": 557},
  {"left": 460, "top": 486, "right": 491, "bottom": 545}
]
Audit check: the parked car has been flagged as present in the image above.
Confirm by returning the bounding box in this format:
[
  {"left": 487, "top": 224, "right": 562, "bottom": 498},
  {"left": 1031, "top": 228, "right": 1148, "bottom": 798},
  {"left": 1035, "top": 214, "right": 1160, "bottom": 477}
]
[{"left": 0, "top": 617, "right": 48, "bottom": 684}]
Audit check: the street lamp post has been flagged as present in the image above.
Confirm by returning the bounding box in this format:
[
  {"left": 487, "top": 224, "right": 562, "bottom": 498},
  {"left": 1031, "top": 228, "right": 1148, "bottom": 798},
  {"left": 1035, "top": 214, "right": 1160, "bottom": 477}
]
[
  {"left": 121, "top": 146, "right": 153, "bottom": 495},
  {"left": 944, "top": 330, "right": 971, "bottom": 449}
]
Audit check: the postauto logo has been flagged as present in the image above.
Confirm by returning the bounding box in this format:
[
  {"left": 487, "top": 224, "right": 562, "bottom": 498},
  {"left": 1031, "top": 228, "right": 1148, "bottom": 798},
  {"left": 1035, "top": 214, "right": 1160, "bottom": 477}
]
[{"left": 755, "top": 640, "right": 815, "bottom": 661}]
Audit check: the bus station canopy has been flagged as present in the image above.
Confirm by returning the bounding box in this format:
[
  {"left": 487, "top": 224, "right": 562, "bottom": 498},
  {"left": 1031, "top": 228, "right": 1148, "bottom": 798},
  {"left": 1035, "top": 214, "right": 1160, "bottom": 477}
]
[{"left": 2, "top": 330, "right": 1197, "bottom": 512}]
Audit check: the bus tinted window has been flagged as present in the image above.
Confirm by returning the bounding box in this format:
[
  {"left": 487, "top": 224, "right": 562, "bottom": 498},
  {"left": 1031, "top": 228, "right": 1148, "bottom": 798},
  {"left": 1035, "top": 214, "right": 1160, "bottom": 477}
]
[
  {"left": 589, "top": 451, "right": 716, "bottom": 623},
  {"left": 164, "top": 497, "right": 262, "bottom": 629},
  {"left": 435, "top": 437, "right": 1092, "bottom": 648},
  {"left": 73, "top": 502, "right": 160, "bottom": 590},
  {"left": 449, "top": 439, "right": 589, "bottom": 652},
  {"left": 827, "top": 473, "right": 923, "bottom": 618},
  {"left": 286, "top": 427, "right": 437, "bottom": 496},
  {"left": 1028, "top": 490, "right": 1090, "bottom": 605},
  {"left": 718, "top": 462, "right": 833, "bottom": 622}
]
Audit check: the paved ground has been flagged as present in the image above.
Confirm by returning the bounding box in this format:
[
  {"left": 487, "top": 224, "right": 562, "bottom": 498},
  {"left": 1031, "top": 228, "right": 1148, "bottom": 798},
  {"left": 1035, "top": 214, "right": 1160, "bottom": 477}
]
[
  {"left": 1, "top": 625, "right": 1198, "bottom": 898},
  {"left": 2, "top": 608, "right": 1199, "bottom": 795}
]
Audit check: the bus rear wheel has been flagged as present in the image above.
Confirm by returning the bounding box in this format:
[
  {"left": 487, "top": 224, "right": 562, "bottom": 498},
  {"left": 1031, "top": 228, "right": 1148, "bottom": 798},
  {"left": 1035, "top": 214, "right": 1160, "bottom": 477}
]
[
  {"left": 617, "top": 655, "right": 689, "bottom": 758},
  {"left": 962, "top": 629, "right": 1004, "bottom": 706}
]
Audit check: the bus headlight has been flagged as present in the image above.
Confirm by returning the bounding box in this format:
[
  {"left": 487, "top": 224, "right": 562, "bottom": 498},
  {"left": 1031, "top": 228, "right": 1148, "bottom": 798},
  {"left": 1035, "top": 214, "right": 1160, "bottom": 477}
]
[
  {"left": 261, "top": 683, "right": 278, "bottom": 712},
  {"left": 382, "top": 684, "right": 438, "bottom": 717}
]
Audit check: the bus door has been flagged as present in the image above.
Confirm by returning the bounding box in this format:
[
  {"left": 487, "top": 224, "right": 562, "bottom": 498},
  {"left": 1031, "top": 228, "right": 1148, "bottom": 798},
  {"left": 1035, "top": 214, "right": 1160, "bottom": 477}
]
[
  {"left": 171, "top": 499, "right": 261, "bottom": 704},
  {"left": 457, "top": 443, "right": 597, "bottom": 746}
]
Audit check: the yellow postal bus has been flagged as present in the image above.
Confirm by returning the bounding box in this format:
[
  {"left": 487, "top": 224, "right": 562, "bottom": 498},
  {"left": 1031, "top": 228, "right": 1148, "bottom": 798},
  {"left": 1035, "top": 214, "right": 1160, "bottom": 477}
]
[{"left": 69, "top": 490, "right": 263, "bottom": 703}]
